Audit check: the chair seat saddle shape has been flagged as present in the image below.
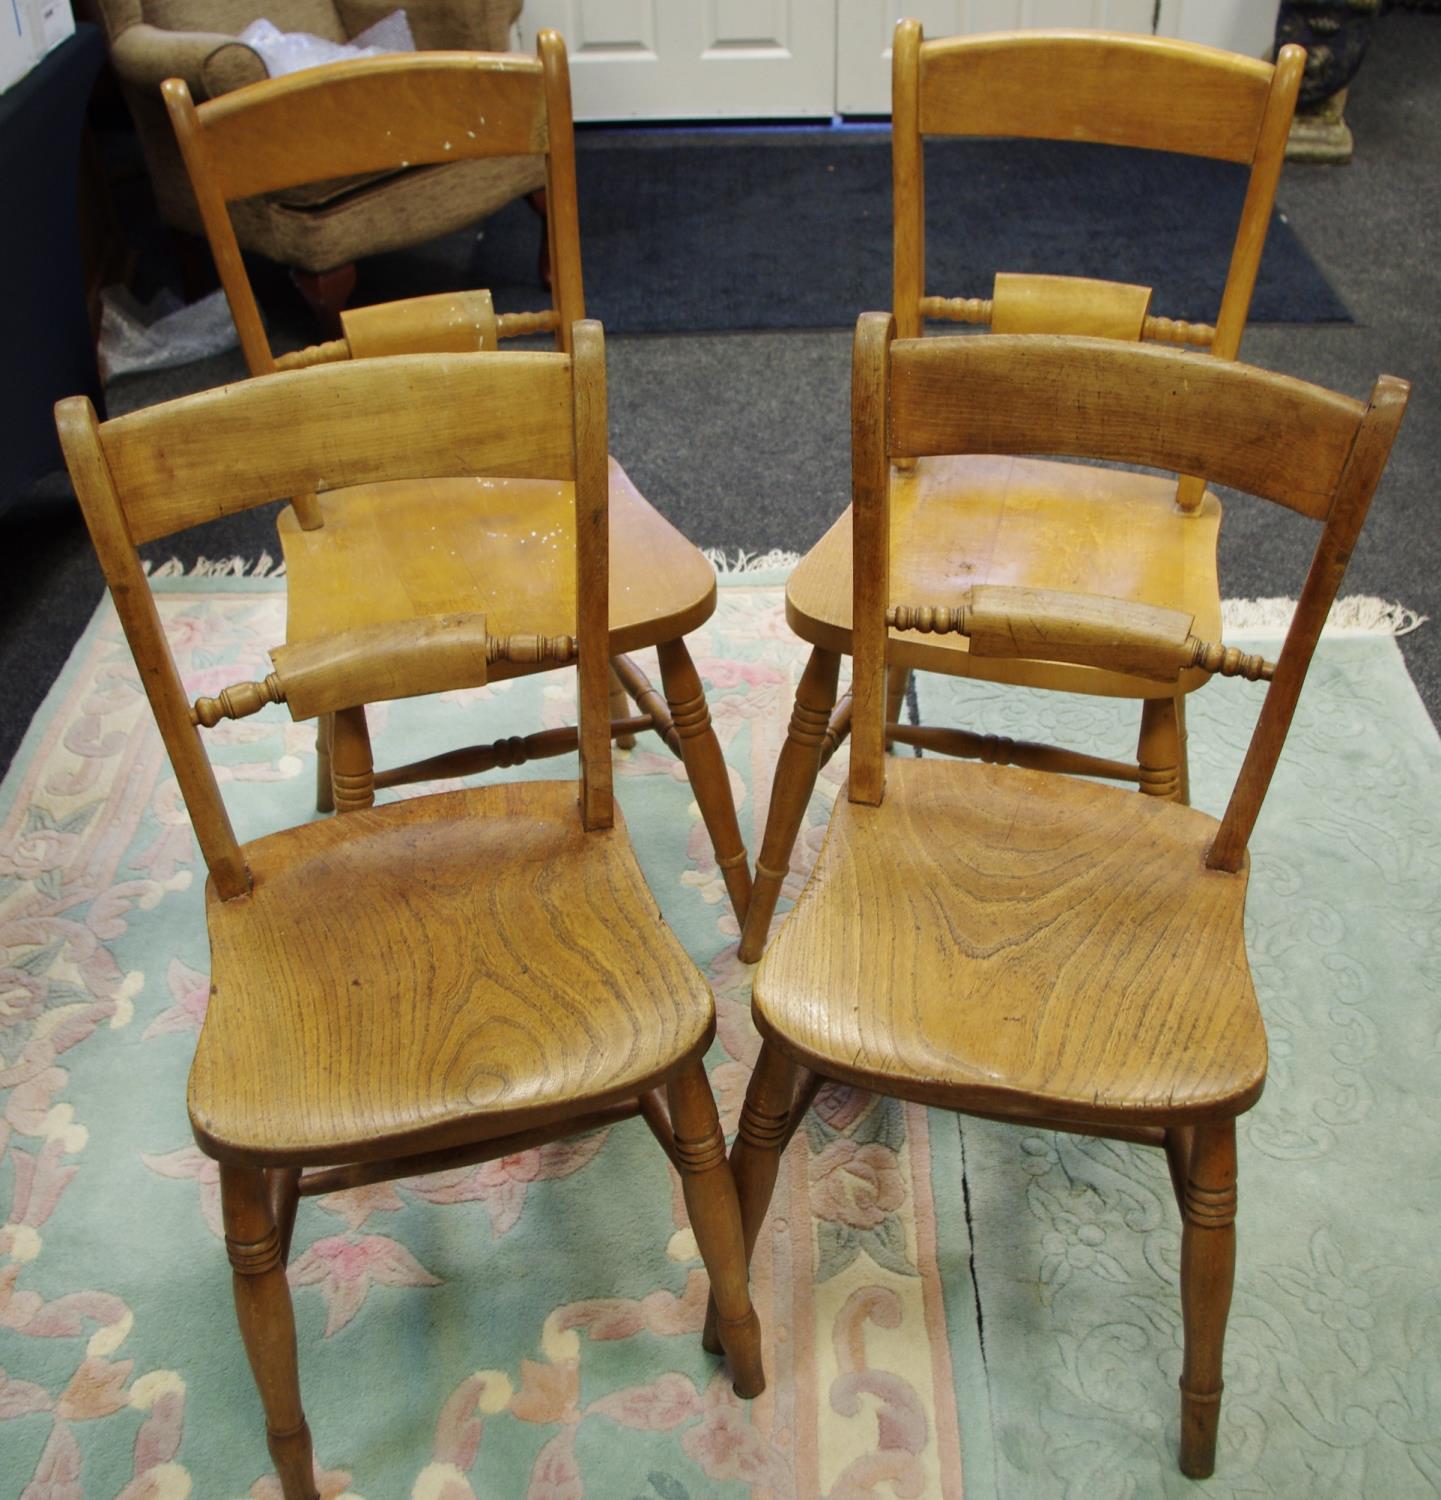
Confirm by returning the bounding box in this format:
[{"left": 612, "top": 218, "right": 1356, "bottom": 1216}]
[
  {"left": 194, "top": 783, "right": 715, "bottom": 1166},
  {"left": 58, "top": 329, "right": 764, "bottom": 1500},
  {"left": 753, "top": 758, "right": 1263, "bottom": 1127},
  {"left": 164, "top": 37, "right": 753, "bottom": 925},
  {"left": 738, "top": 22, "right": 1308, "bottom": 961},
  {"left": 713, "top": 318, "right": 1408, "bottom": 1481}
]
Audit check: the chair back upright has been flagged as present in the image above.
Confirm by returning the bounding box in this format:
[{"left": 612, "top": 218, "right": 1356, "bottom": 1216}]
[
  {"left": 848, "top": 314, "right": 1409, "bottom": 870},
  {"left": 891, "top": 22, "right": 1306, "bottom": 507},
  {"left": 163, "top": 35, "right": 584, "bottom": 371},
  {"left": 55, "top": 325, "right": 614, "bottom": 901}
]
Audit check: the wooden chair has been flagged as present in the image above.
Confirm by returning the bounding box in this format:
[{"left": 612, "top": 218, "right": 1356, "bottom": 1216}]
[
  {"left": 56, "top": 326, "right": 764, "bottom": 1500},
  {"left": 738, "top": 24, "right": 1306, "bottom": 959},
  {"left": 163, "top": 40, "right": 753, "bottom": 923},
  {"left": 715, "top": 316, "right": 1407, "bottom": 1477}
]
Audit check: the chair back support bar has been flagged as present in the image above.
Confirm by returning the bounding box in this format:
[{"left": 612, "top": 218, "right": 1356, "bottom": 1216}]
[
  {"left": 195, "top": 54, "right": 548, "bottom": 201},
  {"left": 98, "top": 352, "right": 576, "bottom": 543},
  {"left": 891, "top": 20, "right": 1305, "bottom": 511},
  {"left": 164, "top": 34, "right": 585, "bottom": 377},
  {"left": 888, "top": 335, "right": 1362, "bottom": 519},
  {"left": 849, "top": 316, "right": 1409, "bottom": 870},
  {"left": 56, "top": 325, "right": 614, "bottom": 900}
]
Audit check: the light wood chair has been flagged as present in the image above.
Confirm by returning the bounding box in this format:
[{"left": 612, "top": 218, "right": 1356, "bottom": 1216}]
[
  {"left": 163, "top": 40, "right": 753, "bottom": 923},
  {"left": 57, "top": 326, "right": 764, "bottom": 1500},
  {"left": 738, "top": 24, "right": 1307, "bottom": 959},
  {"left": 715, "top": 316, "right": 1407, "bottom": 1478}
]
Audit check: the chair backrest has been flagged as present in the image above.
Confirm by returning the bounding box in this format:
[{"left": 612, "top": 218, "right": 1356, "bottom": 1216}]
[
  {"left": 163, "top": 35, "right": 585, "bottom": 373},
  {"left": 847, "top": 313, "right": 1409, "bottom": 872},
  {"left": 56, "top": 323, "right": 614, "bottom": 902},
  {"left": 892, "top": 23, "right": 1304, "bottom": 357}
]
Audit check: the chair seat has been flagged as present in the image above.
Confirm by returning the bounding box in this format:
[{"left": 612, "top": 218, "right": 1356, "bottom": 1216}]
[
  {"left": 752, "top": 758, "right": 1266, "bottom": 1128},
  {"left": 786, "top": 454, "right": 1224, "bottom": 699},
  {"left": 190, "top": 782, "right": 714, "bottom": 1166},
  {"left": 277, "top": 455, "right": 716, "bottom": 671}
]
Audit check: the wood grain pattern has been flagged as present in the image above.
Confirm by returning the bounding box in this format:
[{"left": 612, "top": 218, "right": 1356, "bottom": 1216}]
[
  {"left": 889, "top": 336, "right": 1363, "bottom": 519},
  {"left": 916, "top": 31, "right": 1273, "bottom": 163},
  {"left": 752, "top": 758, "right": 1265, "bottom": 1126},
  {"left": 276, "top": 458, "right": 715, "bottom": 666},
  {"left": 195, "top": 53, "right": 548, "bottom": 201},
  {"left": 104, "top": 353, "right": 576, "bottom": 545},
  {"left": 191, "top": 785, "right": 714, "bottom": 1165},
  {"left": 990, "top": 272, "right": 1152, "bottom": 339},
  {"left": 786, "top": 452, "right": 1224, "bottom": 698},
  {"left": 339, "top": 290, "right": 499, "bottom": 360}
]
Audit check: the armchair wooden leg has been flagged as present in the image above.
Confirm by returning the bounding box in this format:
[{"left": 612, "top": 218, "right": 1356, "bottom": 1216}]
[
  {"left": 314, "top": 715, "right": 334, "bottom": 814},
  {"left": 221, "top": 1164, "right": 318, "bottom": 1500},
  {"left": 702, "top": 1040, "right": 798, "bottom": 1354},
  {"left": 656, "top": 638, "right": 752, "bottom": 926},
  {"left": 738, "top": 647, "right": 842, "bottom": 963},
  {"left": 668, "top": 1060, "right": 765, "bottom": 1398},
  {"left": 330, "top": 706, "right": 374, "bottom": 813},
  {"left": 289, "top": 264, "right": 357, "bottom": 340},
  {"left": 1178, "top": 1120, "right": 1238, "bottom": 1479},
  {"left": 1137, "top": 696, "right": 1183, "bottom": 801},
  {"left": 609, "top": 661, "right": 636, "bottom": 749}
]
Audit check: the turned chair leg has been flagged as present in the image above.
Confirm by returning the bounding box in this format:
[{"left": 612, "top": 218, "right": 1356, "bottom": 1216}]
[
  {"left": 1138, "top": 696, "right": 1184, "bottom": 801},
  {"left": 702, "top": 1039, "right": 799, "bottom": 1354},
  {"left": 667, "top": 1060, "right": 765, "bottom": 1398},
  {"left": 884, "top": 665, "right": 910, "bottom": 751},
  {"left": 221, "top": 1164, "right": 318, "bottom": 1500},
  {"left": 656, "top": 638, "right": 752, "bottom": 925},
  {"left": 329, "top": 705, "right": 374, "bottom": 813},
  {"left": 609, "top": 661, "right": 636, "bottom": 750},
  {"left": 738, "top": 647, "right": 842, "bottom": 963},
  {"left": 314, "top": 715, "right": 334, "bottom": 814},
  {"left": 1178, "top": 1120, "right": 1238, "bottom": 1478},
  {"left": 290, "top": 263, "right": 357, "bottom": 340},
  {"left": 1174, "top": 692, "right": 1192, "bottom": 806}
]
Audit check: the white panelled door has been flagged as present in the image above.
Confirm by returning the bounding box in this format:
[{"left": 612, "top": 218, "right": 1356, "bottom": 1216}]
[
  {"left": 514, "top": 1, "right": 838, "bottom": 121},
  {"left": 517, "top": 1, "right": 1282, "bottom": 121}
]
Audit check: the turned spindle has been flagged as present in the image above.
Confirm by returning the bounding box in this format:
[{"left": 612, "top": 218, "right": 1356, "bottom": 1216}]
[
  {"left": 885, "top": 596, "right": 1276, "bottom": 683},
  {"left": 1143, "top": 315, "right": 1216, "bottom": 348},
  {"left": 487, "top": 633, "right": 576, "bottom": 665},
  {"left": 918, "top": 294, "right": 993, "bottom": 325},
  {"left": 1185, "top": 641, "right": 1273, "bottom": 681},
  {"left": 192, "top": 674, "right": 286, "bottom": 727}
]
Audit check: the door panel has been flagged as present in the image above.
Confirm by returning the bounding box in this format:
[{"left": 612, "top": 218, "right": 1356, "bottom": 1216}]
[{"left": 517, "top": 0, "right": 837, "bottom": 120}]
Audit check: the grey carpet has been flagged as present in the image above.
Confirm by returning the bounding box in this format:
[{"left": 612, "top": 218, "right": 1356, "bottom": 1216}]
[
  {"left": 364, "top": 135, "right": 1351, "bottom": 333},
  {"left": 2, "top": 11, "right": 1437, "bottom": 779}
]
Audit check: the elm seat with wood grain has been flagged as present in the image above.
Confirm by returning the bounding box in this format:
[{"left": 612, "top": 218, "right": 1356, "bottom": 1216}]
[
  {"left": 787, "top": 455, "right": 1223, "bottom": 698},
  {"left": 713, "top": 320, "right": 1408, "bottom": 1481},
  {"left": 59, "top": 330, "right": 765, "bottom": 1500},
  {"left": 752, "top": 758, "right": 1264, "bottom": 1127},
  {"left": 278, "top": 459, "right": 715, "bottom": 663},
  {"left": 167, "top": 42, "right": 754, "bottom": 925},
  {"left": 736, "top": 23, "right": 1307, "bottom": 961},
  {"left": 194, "top": 786, "right": 714, "bottom": 1167}
]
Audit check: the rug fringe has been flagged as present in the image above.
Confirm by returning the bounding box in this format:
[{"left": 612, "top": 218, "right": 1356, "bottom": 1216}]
[
  {"left": 1223, "top": 594, "right": 1426, "bottom": 636},
  {"left": 142, "top": 553, "right": 285, "bottom": 579},
  {"left": 702, "top": 547, "right": 803, "bottom": 574}
]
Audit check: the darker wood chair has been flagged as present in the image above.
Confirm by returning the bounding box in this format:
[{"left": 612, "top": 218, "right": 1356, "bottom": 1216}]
[
  {"left": 57, "top": 326, "right": 763, "bottom": 1500},
  {"left": 739, "top": 23, "right": 1306, "bottom": 960},
  {"left": 716, "top": 316, "right": 1407, "bottom": 1478},
  {"left": 164, "top": 38, "right": 753, "bottom": 924}
]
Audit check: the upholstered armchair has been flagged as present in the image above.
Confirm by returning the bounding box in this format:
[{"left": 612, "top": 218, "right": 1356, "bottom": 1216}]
[{"left": 95, "top": 0, "right": 545, "bottom": 327}]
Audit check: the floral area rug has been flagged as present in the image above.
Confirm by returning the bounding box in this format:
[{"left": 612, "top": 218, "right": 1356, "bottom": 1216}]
[{"left": 2, "top": 575, "right": 1438, "bottom": 1498}]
